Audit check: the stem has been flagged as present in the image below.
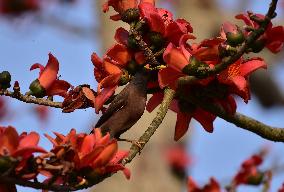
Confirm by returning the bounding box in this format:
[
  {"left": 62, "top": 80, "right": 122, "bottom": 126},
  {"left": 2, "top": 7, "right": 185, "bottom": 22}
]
[
  {"left": 122, "top": 88, "right": 175, "bottom": 165},
  {"left": 0, "top": 89, "right": 62, "bottom": 108}
]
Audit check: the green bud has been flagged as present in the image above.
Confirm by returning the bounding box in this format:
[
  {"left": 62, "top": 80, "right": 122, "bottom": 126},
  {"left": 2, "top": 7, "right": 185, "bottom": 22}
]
[
  {"left": 0, "top": 71, "right": 11, "bottom": 89},
  {"left": 147, "top": 32, "right": 165, "bottom": 49},
  {"left": 127, "top": 35, "right": 138, "bottom": 50},
  {"left": 247, "top": 172, "right": 264, "bottom": 185},
  {"left": 249, "top": 39, "right": 266, "bottom": 53},
  {"left": 226, "top": 31, "right": 245, "bottom": 47},
  {"left": 121, "top": 8, "right": 140, "bottom": 23},
  {"left": 182, "top": 57, "right": 209, "bottom": 78},
  {"left": 29, "top": 79, "right": 46, "bottom": 98}
]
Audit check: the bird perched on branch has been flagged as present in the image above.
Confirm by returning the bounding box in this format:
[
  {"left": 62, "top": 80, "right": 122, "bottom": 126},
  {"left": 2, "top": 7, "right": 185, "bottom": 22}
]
[{"left": 94, "top": 70, "right": 148, "bottom": 139}]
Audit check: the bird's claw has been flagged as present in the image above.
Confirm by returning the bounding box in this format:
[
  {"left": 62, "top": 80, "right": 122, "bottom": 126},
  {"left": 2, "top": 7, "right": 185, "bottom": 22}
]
[{"left": 118, "top": 138, "right": 145, "bottom": 154}]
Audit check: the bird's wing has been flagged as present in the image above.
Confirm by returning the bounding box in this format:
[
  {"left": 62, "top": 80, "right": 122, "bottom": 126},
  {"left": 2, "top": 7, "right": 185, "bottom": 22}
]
[{"left": 95, "top": 88, "right": 128, "bottom": 128}]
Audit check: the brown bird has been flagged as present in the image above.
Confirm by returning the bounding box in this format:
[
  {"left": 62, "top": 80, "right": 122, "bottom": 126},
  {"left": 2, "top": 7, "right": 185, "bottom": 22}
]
[{"left": 94, "top": 70, "right": 148, "bottom": 138}]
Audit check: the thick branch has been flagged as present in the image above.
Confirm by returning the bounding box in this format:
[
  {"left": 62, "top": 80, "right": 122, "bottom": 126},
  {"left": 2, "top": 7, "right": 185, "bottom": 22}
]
[
  {"left": 0, "top": 89, "right": 62, "bottom": 108},
  {"left": 187, "top": 94, "right": 284, "bottom": 142},
  {"left": 122, "top": 88, "right": 175, "bottom": 165}
]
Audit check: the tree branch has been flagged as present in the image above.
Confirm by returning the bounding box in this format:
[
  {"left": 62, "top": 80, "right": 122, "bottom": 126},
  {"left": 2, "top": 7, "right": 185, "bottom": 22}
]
[
  {"left": 186, "top": 94, "right": 284, "bottom": 142},
  {"left": 0, "top": 89, "right": 62, "bottom": 108},
  {"left": 122, "top": 88, "right": 175, "bottom": 165}
]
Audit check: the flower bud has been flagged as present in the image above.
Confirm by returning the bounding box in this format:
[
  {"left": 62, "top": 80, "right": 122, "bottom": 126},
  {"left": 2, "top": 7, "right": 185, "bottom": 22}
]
[
  {"left": 127, "top": 35, "right": 138, "bottom": 50},
  {"left": 121, "top": 8, "right": 140, "bottom": 24},
  {"left": 147, "top": 32, "right": 165, "bottom": 49},
  {"left": 226, "top": 31, "right": 245, "bottom": 47},
  {"left": 247, "top": 172, "right": 264, "bottom": 185},
  {"left": 0, "top": 71, "right": 11, "bottom": 89},
  {"left": 249, "top": 39, "right": 266, "bottom": 53},
  {"left": 29, "top": 79, "right": 46, "bottom": 98},
  {"left": 182, "top": 57, "right": 209, "bottom": 78}
]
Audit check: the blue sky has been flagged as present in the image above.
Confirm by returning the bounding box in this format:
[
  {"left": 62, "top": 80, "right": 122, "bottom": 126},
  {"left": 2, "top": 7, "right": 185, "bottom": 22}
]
[{"left": 0, "top": 0, "right": 283, "bottom": 191}]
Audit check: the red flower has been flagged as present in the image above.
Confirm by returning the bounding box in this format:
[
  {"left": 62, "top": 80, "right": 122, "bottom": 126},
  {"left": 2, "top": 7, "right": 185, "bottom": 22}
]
[
  {"left": 45, "top": 128, "right": 130, "bottom": 179},
  {"left": 139, "top": 2, "right": 193, "bottom": 44},
  {"left": 187, "top": 177, "right": 221, "bottom": 192},
  {"left": 0, "top": 0, "right": 39, "bottom": 15},
  {"left": 233, "top": 154, "right": 263, "bottom": 186},
  {"left": 92, "top": 43, "right": 132, "bottom": 113},
  {"left": 218, "top": 57, "right": 267, "bottom": 102},
  {"left": 236, "top": 13, "right": 284, "bottom": 53},
  {"left": 29, "top": 53, "right": 71, "bottom": 98},
  {"left": 164, "top": 144, "right": 191, "bottom": 173},
  {"left": 103, "top": 0, "right": 155, "bottom": 21},
  {"left": 147, "top": 93, "right": 216, "bottom": 141},
  {"left": 0, "top": 126, "right": 46, "bottom": 176}
]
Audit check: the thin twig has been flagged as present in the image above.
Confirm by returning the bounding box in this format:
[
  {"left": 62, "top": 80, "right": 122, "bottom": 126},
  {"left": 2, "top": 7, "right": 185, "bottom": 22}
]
[{"left": 0, "top": 89, "right": 62, "bottom": 108}]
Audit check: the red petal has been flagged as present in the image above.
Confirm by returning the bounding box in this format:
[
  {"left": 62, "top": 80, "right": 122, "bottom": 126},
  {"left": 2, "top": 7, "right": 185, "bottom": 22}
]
[
  {"left": 158, "top": 67, "right": 183, "bottom": 90},
  {"left": 80, "top": 135, "right": 95, "bottom": 156},
  {"left": 146, "top": 93, "right": 163, "bottom": 112},
  {"left": 110, "top": 150, "right": 129, "bottom": 164},
  {"left": 79, "top": 146, "right": 104, "bottom": 168},
  {"left": 115, "top": 27, "right": 129, "bottom": 46},
  {"left": 46, "top": 80, "right": 71, "bottom": 97},
  {"left": 12, "top": 146, "right": 46, "bottom": 158},
  {"left": 30, "top": 63, "right": 45, "bottom": 76},
  {"left": 163, "top": 43, "right": 189, "bottom": 71},
  {"left": 240, "top": 57, "right": 267, "bottom": 76},
  {"left": 174, "top": 112, "right": 191, "bottom": 141},
  {"left": 92, "top": 140, "right": 118, "bottom": 168},
  {"left": 97, "top": 73, "right": 121, "bottom": 93},
  {"left": 94, "top": 86, "right": 116, "bottom": 113},
  {"left": 105, "top": 44, "right": 131, "bottom": 67},
  {"left": 0, "top": 126, "right": 19, "bottom": 155},
  {"left": 38, "top": 53, "right": 59, "bottom": 90},
  {"left": 139, "top": 2, "right": 165, "bottom": 34},
  {"left": 19, "top": 132, "right": 39, "bottom": 148},
  {"left": 91, "top": 52, "right": 104, "bottom": 68},
  {"left": 82, "top": 87, "right": 96, "bottom": 107},
  {"left": 187, "top": 177, "right": 199, "bottom": 191},
  {"left": 193, "top": 108, "right": 216, "bottom": 133}
]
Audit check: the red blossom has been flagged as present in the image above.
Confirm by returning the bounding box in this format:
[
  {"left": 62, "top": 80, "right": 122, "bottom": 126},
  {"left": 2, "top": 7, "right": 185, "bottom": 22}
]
[
  {"left": 45, "top": 128, "right": 130, "bottom": 179},
  {"left": 218, "top": 57, "right": 267, "bottom": 102},
  {"left": 236, "top": 13, "right": 284, "bottom": 53},
  {"left": 187, "top": 177, "right": 221, "bottom": 192},
  {"left": 30, "top": 53, "right": 71, "bottom": 98},
  {"left": 103, "top": 0, "right": 155, "bottom": 21},
  {"left": 164, "top": 144, "right": 191, "bottom": 177},
  {"left": 0, "top": 126, "right": 46, "bottom": 177},
  {"left": 233, "top": 154, "right": 263, "bottom": 186},
  {"left": 147, "top": 93, "right": 216, "bottom": 141},
  {"left": 92, "top": 43, "right": 132, "bottom": 113}
]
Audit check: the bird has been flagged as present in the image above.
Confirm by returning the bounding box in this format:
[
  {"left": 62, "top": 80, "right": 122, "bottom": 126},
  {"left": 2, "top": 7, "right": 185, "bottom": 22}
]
[{"left": 94, "top": 69, "right": 148, "bottom": 139}]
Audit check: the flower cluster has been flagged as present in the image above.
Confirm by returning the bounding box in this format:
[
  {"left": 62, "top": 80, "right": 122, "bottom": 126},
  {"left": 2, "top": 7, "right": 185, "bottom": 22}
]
[{"left": 0, "top": 126, "right": 130, "bottom": 190}]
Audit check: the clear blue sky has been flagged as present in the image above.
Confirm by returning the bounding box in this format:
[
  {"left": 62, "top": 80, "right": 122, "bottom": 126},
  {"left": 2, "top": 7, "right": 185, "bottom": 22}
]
[{"left": 0, "top": 0, "right": 283, "bottom": 191}]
